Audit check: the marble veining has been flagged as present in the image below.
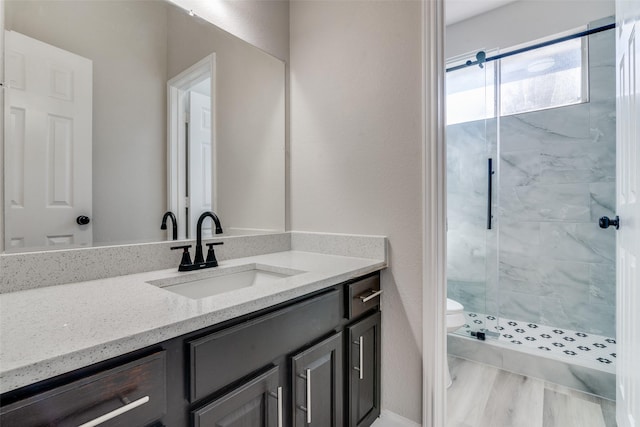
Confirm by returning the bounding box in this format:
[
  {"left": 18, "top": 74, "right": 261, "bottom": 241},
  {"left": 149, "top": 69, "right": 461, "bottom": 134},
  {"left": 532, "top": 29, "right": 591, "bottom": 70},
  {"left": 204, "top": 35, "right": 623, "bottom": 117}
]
[{"left": 446, "top": 23, "right": 616, "bottom": 338}]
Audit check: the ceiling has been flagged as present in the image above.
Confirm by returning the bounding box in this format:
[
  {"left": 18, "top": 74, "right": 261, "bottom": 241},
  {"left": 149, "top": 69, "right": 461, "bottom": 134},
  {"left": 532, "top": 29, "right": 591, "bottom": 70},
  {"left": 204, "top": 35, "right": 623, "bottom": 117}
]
[{"left": 446, "top": 0, "right": 520, "bottom": 25}]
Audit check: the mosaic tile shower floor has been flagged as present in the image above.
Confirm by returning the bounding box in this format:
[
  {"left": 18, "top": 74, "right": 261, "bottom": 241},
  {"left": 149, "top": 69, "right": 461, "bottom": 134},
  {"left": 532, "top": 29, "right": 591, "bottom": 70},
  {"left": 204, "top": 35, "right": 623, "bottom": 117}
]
[{"left": 457, "top": 312, "right": 616, "bottom": 371}]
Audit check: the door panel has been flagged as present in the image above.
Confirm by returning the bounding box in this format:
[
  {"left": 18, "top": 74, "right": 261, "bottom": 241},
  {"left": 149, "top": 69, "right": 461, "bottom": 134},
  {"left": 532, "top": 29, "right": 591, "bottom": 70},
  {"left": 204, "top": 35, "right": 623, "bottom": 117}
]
[
  {"left": 4, "top": 30, "right": 92, "bottom": 250},
  {"left": 188, "top": 91, "right": 213, "bottom": 239},
  {"left": 615, "top": 1, "right": 640, "bottom": 425}
]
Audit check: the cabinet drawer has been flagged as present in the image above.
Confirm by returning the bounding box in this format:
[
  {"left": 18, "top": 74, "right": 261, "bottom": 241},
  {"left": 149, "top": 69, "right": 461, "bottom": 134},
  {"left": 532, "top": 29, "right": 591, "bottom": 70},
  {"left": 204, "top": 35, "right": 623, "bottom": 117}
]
[
  {"left": 346, "top": 274, "right": 381, "bottom": 319},
  {"left": 188, "top": 289, "right": 341, "bottom": 402},
  {"left": 0, "top": 351, "right": 166, "bottom": 427}
]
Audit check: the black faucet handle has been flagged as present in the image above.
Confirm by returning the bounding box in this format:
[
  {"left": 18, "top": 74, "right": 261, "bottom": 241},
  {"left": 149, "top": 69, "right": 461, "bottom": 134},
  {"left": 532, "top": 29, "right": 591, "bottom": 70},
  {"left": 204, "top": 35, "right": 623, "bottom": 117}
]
[
  {"left": 171, "top": 244, "right": 192, "bottom": 250},
  {"left": 205, "top": 242, "right": 223, "bottom": 266},
  {"left": 171, "top": 245, "right": 193, "bottom": 271}
]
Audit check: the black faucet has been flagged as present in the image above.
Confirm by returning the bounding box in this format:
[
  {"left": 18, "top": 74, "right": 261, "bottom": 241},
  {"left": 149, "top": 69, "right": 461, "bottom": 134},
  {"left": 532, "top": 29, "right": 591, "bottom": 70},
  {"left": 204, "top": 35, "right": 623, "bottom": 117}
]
[
  {"left": 169, "top": 211, "right": 223, "bottom": 271},
  {"left": 193, "top": 211, "right": 224, "bottom": 264},
  {"left": 161, "top": 211, "right": 178, "bottom": 240}
]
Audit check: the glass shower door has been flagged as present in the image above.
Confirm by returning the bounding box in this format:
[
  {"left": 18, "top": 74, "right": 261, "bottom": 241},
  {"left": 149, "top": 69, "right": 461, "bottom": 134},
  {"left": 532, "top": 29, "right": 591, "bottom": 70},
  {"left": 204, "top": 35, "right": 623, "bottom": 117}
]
[{"left": 446, "top": 58, "right": 499, "bottom": 337}]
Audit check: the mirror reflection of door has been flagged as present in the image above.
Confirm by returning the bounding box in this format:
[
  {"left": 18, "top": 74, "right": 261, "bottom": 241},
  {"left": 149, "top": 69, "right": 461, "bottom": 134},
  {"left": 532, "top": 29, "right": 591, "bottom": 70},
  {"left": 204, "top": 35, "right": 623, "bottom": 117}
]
[
  {"left": 188, "top": 87, "right": 213, "bottom": 239},
  {"left": 4, "top": 30, "right": 93, "bottom": 251},
  {"left": 167, "top": 54, "right": 216, "bottom": 240}
]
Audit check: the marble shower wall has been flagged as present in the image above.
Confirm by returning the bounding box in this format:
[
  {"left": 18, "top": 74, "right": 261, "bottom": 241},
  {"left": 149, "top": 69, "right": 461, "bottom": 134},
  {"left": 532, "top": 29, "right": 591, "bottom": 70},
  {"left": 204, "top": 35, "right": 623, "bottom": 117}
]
[{"left": 447, "top": 19, "right": 616, "bottom": 337}]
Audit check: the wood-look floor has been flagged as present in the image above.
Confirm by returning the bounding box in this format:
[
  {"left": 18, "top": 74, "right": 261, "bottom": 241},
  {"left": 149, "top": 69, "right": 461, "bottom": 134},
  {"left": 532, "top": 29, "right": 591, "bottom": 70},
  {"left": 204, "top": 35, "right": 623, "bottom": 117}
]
[{"left": 447, "top": 356, "right": 617, "bottom": 427}]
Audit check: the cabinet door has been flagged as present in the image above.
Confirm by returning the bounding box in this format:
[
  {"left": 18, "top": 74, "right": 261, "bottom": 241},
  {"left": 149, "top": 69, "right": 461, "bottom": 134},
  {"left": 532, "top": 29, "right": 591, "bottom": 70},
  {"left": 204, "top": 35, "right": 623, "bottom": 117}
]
[
  {"left": 291, "top": 332, "right": 343, "bottom": 427},
  {"left": 347, "top": 312, "right": 381, "bottom": 427},
  {"left": 192, "top": 365, "right": 282, "bottom": 427}
]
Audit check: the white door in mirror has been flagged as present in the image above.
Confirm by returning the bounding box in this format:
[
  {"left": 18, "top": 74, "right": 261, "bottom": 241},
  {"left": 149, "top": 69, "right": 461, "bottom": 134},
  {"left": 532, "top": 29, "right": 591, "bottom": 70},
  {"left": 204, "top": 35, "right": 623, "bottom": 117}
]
[
  {"left": 4, "top": 31, "right": 92, "bottom": 251},
  {"left": 189, "top": 89, "right": 214, "bottom": 239}
]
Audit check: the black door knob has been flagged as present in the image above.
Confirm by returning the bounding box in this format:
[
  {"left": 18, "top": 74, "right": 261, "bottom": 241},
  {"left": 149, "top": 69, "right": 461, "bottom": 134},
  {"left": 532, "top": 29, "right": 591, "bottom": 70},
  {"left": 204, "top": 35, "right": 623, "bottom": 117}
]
[
  {"left": 76, "top": 215, "right": 91, "bottom": 225},
  {"left": 599, "top": 216, "right": 619, "bottom": 229}
]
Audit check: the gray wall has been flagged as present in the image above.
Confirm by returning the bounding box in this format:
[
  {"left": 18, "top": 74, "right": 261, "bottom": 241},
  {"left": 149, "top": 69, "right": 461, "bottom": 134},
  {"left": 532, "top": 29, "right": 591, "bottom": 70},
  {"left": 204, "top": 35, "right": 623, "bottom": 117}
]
[
  {"left": 290, "top": 0, "right": 423, "bottom": 422},
  {"left": 447, "top": 22, "right": 616, "bottom": 337}
]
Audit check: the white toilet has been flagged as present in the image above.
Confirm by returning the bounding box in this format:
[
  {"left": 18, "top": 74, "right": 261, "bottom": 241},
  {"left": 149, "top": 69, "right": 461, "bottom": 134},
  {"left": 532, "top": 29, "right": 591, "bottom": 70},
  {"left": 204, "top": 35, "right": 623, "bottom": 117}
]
[{"left": 446, "top": 298, "right": 466, "bottom": 388}]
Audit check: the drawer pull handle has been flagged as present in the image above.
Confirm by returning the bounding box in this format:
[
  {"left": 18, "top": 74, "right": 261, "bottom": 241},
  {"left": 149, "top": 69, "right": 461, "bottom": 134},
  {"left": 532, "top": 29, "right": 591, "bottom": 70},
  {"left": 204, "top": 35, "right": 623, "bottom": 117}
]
[
  {"left": 269, "top": 386, "right": 283, "bottom": 427},
  {"left": 77, "top": 395, "right": 149, "bottom": 427},
  {"left": 359, "top": 335, "right": 364, "bottom": 380},
  {"left": 353, "top": 335, "right": 364, "bottom": 380},
  {"left": 306, "top": 368, "right": 312, "bottom": 424},
  {"left": 277, "top": 386, "right": 283, "bottom": 427},
  {"left": 359, "top": 289, "right": 383, "bottom": 303},
  {"left": 297, "top": 369, "right": 312, "bottom": 424}
]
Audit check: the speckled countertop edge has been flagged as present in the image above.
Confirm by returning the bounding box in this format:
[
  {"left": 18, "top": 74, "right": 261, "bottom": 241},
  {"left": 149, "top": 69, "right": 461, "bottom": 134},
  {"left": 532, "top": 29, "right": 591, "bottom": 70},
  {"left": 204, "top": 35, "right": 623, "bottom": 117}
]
[{"left": 0, "top": 250, "right": 386, "bottom": 394}]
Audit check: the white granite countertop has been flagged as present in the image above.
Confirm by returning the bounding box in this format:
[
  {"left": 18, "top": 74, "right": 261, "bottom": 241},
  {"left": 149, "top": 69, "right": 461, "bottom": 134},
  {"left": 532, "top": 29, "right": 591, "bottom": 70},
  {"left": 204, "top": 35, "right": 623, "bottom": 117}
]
[{"left": 0, "top": 250, "right": 386, "bottom": 394}]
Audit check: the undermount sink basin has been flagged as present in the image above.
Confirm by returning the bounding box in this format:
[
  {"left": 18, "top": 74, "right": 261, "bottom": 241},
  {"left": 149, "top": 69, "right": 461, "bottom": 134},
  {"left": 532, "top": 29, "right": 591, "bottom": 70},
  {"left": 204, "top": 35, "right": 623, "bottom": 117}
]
[{"left": 148, "top": 264, "right": 304, "bottom": 299}]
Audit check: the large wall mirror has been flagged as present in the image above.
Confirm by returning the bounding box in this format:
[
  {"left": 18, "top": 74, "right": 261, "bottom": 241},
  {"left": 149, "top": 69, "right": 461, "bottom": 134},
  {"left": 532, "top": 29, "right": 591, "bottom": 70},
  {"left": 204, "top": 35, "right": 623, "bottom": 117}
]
[{"left": 2, "top": 0, "right": 285, "bottom": 253}]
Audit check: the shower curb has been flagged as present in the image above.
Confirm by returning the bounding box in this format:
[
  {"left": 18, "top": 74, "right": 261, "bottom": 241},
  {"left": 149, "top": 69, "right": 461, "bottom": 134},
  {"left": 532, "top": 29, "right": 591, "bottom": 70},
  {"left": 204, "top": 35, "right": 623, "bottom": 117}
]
[{"left": 448, "top": 334, "right": 616, "bottom": 401}]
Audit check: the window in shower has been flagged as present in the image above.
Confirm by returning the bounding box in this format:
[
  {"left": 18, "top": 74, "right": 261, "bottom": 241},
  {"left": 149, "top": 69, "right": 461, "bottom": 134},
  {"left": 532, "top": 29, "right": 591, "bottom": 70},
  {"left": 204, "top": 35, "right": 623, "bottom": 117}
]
[
  {"left": 446, "top": 36, "right": 588, "bottom": 125},
  {"left": 500, "top": 36, "right": 588, "bottom": 115}
]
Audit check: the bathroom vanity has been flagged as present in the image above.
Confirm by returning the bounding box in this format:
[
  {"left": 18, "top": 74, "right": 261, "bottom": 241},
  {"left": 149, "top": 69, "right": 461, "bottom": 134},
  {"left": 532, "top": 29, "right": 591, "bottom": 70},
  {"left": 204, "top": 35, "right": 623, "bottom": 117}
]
[{"left": 0, "top": 246, "right": 385, "bottom": 427}]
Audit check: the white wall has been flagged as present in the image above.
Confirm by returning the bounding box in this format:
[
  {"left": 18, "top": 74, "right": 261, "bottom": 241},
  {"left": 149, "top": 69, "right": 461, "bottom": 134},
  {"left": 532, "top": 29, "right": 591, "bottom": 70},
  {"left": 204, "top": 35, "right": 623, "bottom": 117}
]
[
  {"left": 446, "top": 0, "right": 614, "bottom": 59},
  {"left": 167, "top": 8, "right": 286, "bottom": 233},
  {"left": 169, "top": 0, "right": 289, "bottom": 62},
  {"left": 290, "top": 0, "right": 424, "bottom": 422}
]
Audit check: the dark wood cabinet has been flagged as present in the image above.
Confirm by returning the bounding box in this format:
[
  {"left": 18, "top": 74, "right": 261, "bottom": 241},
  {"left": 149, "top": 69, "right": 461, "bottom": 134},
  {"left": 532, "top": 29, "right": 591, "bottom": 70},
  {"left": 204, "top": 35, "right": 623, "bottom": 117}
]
[
  {"left": 1, "top": 272, "right": 382, "bottom": 427},
  {"left": 347, "top": 312, "right": 381, "bottom": 427},
  {"left": 0, "top": 351, "right": 166, "bottom": 427},
  {"left": 188, "top": 290, "right": 341, "bottom": 403},
  {"left": 291, "top": 333, "right": 344, "bottom": 427},
  {"left": 192, "top": 365, "right": 281, "bottom": 427}
]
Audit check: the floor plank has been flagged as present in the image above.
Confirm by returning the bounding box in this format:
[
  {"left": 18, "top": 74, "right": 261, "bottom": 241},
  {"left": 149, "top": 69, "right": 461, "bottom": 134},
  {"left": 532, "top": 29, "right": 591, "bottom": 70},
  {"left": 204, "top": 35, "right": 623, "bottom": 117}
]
[
  {"left": 543, "top": 389, "right": 606, "bottom": 427},
  {"left": 477, "top": 370, "right": 544, "bottom": 427},
  {"left": 447, "top": 356, "right": 617, "bottom": 427},
  {"left": 600, "top": 398, "right": 617, "bottom": 427},
  {"left": 446, "top": 356, "right": 499, "bottom": 426}
]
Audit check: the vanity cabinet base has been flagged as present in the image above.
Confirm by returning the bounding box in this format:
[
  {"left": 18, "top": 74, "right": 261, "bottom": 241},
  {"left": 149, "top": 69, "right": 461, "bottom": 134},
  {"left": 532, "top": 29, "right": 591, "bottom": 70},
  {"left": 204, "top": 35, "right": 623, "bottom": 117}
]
[{"left": 1, "top": 272, "right": 382, "bottom": 427}]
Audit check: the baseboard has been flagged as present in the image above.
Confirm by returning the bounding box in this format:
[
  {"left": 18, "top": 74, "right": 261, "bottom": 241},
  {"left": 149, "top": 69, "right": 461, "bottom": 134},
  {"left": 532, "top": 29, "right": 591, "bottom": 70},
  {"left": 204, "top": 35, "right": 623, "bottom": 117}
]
[{"left": 377, "top": 410, "right": 422, "bottom": 427}]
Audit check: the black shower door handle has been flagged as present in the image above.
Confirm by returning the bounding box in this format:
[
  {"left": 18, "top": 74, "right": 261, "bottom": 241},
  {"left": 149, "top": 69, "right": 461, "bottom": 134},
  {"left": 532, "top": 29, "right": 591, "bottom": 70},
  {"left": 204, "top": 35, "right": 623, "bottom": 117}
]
[{"left": 487, "top": 158, "right": 494, "bottom": 230}]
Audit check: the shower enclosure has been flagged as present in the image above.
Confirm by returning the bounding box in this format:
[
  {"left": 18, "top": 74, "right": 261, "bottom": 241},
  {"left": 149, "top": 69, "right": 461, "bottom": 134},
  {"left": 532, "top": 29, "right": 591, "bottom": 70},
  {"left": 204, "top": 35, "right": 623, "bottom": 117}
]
[{"left": 446, "top": 19, "right": 617, "bottom": 374}]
